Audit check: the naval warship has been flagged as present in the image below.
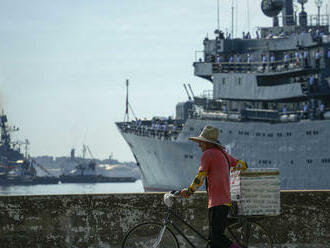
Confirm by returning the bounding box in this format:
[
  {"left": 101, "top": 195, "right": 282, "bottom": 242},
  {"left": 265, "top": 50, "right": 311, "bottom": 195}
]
[
  {"left": 117, "top": 0, "right": 330, "bottom": 191},
  {"left": 0, "top": 111, "right": 58, "bottom": 185}
]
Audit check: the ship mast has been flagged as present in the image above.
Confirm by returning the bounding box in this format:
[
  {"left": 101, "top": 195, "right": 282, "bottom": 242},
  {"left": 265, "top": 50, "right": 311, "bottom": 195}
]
[
  {"left": 123, "top": 79, "right": 137, "bottom": 122},
  {"left": 124, "top": 79, "right": 129, "bottom": 122},
  {"left": 231, "top": 0, "right": 234, "bottom": 38},
  {"left": 217, "top": 0, "right": 220, "bottom": 30}
]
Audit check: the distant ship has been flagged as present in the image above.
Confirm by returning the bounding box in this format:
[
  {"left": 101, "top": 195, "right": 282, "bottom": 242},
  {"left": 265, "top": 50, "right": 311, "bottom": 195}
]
[
  {"left": 0, "top": 111, "right": 58, "bottom": 185},
  {"left": 117, "top": 0, "right": 330, "bottom": 191},
  {"left": 59, "top": 146, "right": 136, "bottom": 183}
]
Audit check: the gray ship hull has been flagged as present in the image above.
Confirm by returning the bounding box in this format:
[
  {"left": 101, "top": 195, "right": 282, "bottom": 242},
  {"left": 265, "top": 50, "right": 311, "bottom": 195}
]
[{"left": 119, "top": 118, "right": 330, "bottom": 191}]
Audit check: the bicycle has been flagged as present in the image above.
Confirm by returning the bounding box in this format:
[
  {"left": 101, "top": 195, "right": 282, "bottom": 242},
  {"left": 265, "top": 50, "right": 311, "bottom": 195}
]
[{"left": 121, "top": 191, "right": 273, "bottom": 248}]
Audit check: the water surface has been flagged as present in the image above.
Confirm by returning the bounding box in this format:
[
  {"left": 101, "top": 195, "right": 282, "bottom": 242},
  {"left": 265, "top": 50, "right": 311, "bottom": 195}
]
[{"left": 0, "top": 180, "right": 144, "bottom": 196}]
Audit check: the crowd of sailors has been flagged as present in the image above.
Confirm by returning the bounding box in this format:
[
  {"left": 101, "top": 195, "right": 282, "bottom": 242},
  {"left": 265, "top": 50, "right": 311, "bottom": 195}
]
[
  {"left": 216, "top": 26, "right": 325, "bottom": 41},
  {"left": 202, "top": 27, "right": 328, "bottom": 73},
  {"left": 207, "top": 47, "right": 328, "bottom": 73},
  {"left": 122, "top": 99, "right": 328, "bottom": 138},
  {"left": 281, "top": 100, "right": 328, "bottom": 120},
  {"left": 121, "top": 118, "right": 184, "bottom": 140}
]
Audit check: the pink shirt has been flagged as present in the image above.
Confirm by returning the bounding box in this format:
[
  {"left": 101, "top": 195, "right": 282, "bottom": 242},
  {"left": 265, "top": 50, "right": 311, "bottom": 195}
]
[{"left": 199, "top": 148, "right": 238, "bottom": 208}]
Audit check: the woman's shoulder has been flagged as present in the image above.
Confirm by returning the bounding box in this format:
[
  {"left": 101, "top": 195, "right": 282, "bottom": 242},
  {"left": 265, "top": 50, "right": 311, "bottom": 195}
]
[{"left": 203, "top": 148, "right": 222, "bottom": 157}]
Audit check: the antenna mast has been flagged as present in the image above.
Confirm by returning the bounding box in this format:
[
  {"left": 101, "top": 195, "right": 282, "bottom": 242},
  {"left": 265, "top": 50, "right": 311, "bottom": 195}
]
[
  {"left": 217, "top": 0, "right": 220, "bottom": 30},
  {"left": 123, "top": 79, "right": 138, "bottom": 121},
  {"left": 247, "top": 0, "right": 250, "bottom": 32},
  {"left": 231, "top": 0, "right": 234, "bottom": 38},
  {"left": 124, "top": 79, "right": 129, "bottom": 122}
]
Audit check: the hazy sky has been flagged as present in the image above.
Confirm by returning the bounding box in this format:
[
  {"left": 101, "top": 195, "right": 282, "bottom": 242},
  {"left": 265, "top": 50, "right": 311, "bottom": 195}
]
[{"left": 0, "top": 0, "right": 324, "bottom": 162}]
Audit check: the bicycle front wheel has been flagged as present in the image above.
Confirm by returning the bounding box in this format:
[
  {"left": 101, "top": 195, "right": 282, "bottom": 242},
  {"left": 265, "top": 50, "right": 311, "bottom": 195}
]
[
  {"left": 226, "top": 221, "right": 272, "bottom": 248},
  {"left": 122, "top": 222, "right": 179, "bottom": 248}
]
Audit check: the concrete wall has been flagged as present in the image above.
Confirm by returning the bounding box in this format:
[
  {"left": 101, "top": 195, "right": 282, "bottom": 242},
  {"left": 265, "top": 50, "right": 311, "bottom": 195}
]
[{"left": 0, "top": 191, "right": 329, "bottom": 247}]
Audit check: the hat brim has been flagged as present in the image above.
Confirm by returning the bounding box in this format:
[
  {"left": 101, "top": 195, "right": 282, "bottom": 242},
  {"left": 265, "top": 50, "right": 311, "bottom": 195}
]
[{"left": 189, "top": 136, "right": 225, "bottom": 149}]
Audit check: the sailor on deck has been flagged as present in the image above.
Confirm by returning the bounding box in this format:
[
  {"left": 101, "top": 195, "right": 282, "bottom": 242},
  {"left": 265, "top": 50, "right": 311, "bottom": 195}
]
[
  {"left": 228, "top": 55, "right": 234, "bottom": 71},
  {"left": 315, "top": 49, "right": 321, "bottom": 68},
  {"left": 309, "top": 75, "right": 315, "bottom": 93},
  {"left": 302, "top": 102, "right": 309, "bottom": 119},
  {"left": 270, "top": 53, "right": 276, "bottom": 71},
  {"left": 236, "top": 55, "right": 241, "bottom": 72},
  {"left": 284, "top": 52, "right": 289, "bottom": 70},
  {"left": 304, "top": 49, "right": 309, "bottom": 68},
  {"left": 295, "top": 50, "right": 301, "bottom": 67},
  {"left": 262, "top": 54, "right": 267, "bottom": 72},
  {"left": 320, "top": 103, "right": 325, "bottom": 119},
  {"left": 247, "top": 54, "right": 251, "bottom": 72}
]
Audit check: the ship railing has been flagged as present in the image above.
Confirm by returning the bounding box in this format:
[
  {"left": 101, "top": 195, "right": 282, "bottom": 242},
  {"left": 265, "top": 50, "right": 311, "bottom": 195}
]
[
  {"left": 307, "top": 14, "right": 329, "bottom": 27},
  {"left": 198, "top": 107, "right": 329, "bottom": 122},
  {"left": 211, "top": 57, "right": 310, "bottom": 74},
  {"left": 270, "top": 14, "right": 329, "bottom": 28},
  {"left": 200, "top": 90, "right": 213, "bottom": 99}
]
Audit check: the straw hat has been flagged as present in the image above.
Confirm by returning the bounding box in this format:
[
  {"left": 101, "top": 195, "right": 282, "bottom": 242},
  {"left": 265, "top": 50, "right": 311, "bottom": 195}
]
[{"left": 189, "top": 125, "right": 224, "bottom": 149}]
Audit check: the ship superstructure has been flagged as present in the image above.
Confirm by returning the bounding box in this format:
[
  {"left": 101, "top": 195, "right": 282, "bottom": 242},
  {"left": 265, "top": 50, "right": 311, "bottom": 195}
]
[{"left": 117, "top": 0, "right": 330, "bottom": 191}]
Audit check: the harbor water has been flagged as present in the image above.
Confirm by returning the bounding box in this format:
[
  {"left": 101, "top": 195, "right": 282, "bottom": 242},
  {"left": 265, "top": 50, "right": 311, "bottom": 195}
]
[{"left": 0, "top": 180, "right": 144, "bottom": 196}]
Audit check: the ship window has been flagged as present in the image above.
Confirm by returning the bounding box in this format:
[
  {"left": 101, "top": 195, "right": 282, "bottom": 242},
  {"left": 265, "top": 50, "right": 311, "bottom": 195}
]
[
  {"left": 277, "top": 133, "right": 282, "bottom": 137},
  {"left": 229, "top": 130, "right": 232, "bottom": 134},
  {"left": 256, "top": 132, "right": 261, "bottom": 136},
  {"left": 244, "top": 132, "right": 249, "bottom": 136},
  {"left": 238, "top": 78, "right": 241, "bottom": 85},
  {"left": 313, "top": 130, "right": 319, "bottom": 135},
  {"left": 222, "top": 78, "right": 226, "bottom": 84},
  {"left": 286, "top": 132, "right": 292, "bottom": 136},
  {"left": 189, "top": 155, "right": 193, "bottom": 159},
  {"left": 306, "top": 131, "right": 312, "bottom": 135},
  {"left": 290, "top": 160, "right": 294, "bottom": 164},
  {"left": 268, "top": 133, "right": 273, "bottom": 137},
  {"left": 239, "top": 131, "right": 243, "bottom": 135},
  {"left": 257, "top": 74, "right": 291, "bottom": 86},
  {"left": 190, "top": 127, "right": 194, "bottom": 131},
  {"left": 262, "top": 133, "right": 266, "bottom": 137},
  {"left": 220, "top": 129, "right": 223, "bottom": 133},
  {"left": 184, "top": 154, "right": 188, "bottom": 159},
  {"left": 307, "top": 159, "right": 313, "bottom": 164}
]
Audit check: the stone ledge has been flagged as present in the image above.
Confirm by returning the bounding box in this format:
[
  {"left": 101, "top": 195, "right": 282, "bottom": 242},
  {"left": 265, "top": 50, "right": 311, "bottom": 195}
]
[{"left": 0, "top": 191, "right": 329, "bottom": 247}]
